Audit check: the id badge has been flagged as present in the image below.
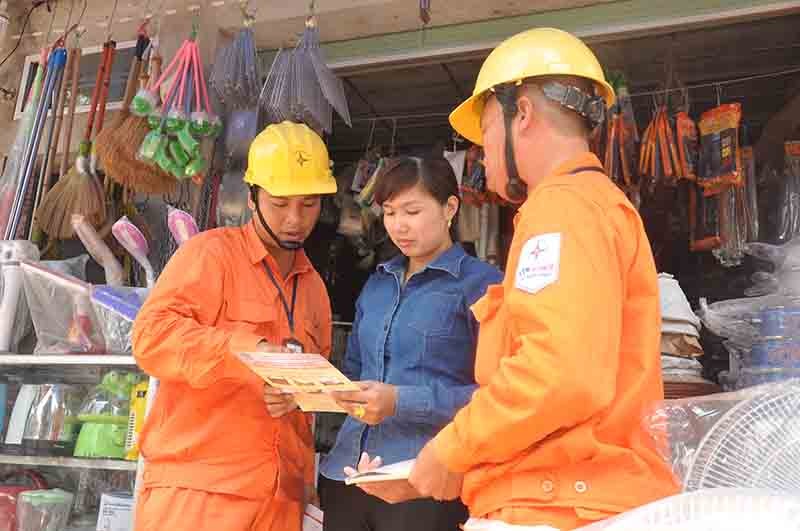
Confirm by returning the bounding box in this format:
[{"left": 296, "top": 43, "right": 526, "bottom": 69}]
[{"left": 283, "top": 338, "right": 304, "bottom": 353}]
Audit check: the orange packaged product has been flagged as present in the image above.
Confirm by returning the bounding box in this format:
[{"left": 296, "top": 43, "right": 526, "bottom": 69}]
[
  {"left": 676, "top": 112, "right": 699, "bottom": 181},
  {"left": 698, "top": 103, "right": 743, "bottom": 189}
]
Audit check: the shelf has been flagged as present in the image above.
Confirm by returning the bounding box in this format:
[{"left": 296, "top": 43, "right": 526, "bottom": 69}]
[
  {"left": 0, "top": 355, "right": 137, "bottom": 367},
  {"left": 0, "top": 454, "right": 137, "bottom": 471}
]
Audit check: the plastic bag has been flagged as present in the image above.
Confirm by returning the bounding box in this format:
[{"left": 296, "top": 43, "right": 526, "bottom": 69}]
[
  {"left": 742, "top": 238, "right": 800, "bottom": 297},
  {"left": 90, "top": 286, "right": 148, "bottom": 354},
  {"left": 17, "top": 489, "right": 73, "bottom": 531},
  {"left": 20, "top": 261, "right": 104, "bottom": 355},
  {"left": 71, "top": 216, "right": 123, "bottom": 287},
  {"left": 576, "top": 489, "right": 800, "bottom": 530}
]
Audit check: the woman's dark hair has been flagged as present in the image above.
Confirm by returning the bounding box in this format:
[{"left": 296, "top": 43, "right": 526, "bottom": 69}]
[
  {"left": 373, "top": 156, "right": 461, "bottom": 240},
  {"left": 373, "top": 156, "right": 459, "bottom": 207}
]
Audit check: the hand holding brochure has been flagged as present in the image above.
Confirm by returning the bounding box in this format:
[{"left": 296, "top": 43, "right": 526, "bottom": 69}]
[{"left": 236, "top": 351, "right": 360, "bottom": 413}]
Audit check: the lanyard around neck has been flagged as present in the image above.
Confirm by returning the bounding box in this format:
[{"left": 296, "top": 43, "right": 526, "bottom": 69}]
[{"left": 262, "top": 261, "right": 299, "bottom": 334}]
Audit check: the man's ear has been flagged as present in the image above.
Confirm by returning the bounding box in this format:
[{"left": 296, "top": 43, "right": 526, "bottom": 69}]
[
  {"left": 515, "top": 93, "right": 536, "bottom": 134},
  {"left": 247, "top": 187, "right": 257, "bottom": 211}
]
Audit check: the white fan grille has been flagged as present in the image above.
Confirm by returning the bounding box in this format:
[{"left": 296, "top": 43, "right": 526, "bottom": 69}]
[{"left": 685, "top": 382, "right": 800, "bottom": 491}]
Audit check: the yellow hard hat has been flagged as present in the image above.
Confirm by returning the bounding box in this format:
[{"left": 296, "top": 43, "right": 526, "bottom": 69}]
[
  {"left": 450, "top": 27, "right": 615, "bottom": 145},
  {"left": 244, "top": 121, "right": 337, "bottom": 196}
]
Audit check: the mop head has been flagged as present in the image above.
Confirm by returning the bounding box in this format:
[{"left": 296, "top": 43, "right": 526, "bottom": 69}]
[
  {"left": 36, "top": 148, "right": 107, "bottom": 240},
  {"left": 97, "top": 114, "right": 176, "bottom": 195}
]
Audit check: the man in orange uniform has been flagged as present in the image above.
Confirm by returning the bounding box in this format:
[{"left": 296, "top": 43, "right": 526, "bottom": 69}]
[
  {"left": 132, "top": 121, "right": 336, "bottom": 531},
  {"left": 407, "top": 28, "right": 679, "bottom": 529}
]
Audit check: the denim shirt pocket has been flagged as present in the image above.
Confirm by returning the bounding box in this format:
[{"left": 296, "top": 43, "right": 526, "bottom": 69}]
[
  {"left": 407, "top": 291, "right": 461, "bottom": 336},
  {"left": 405, "top": 291, "right": 464, "bottom": 369}
]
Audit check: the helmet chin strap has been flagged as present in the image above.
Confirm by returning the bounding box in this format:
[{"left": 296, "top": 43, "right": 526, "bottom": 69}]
[
  {"left": 493, "top": 84, "right": 528, "bottom": 202},
  {"left": 250, "top": 187, "right": 304, "bottom": 251}
]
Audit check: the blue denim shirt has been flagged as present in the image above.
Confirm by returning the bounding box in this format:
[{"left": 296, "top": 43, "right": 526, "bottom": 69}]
[{"left": 320, "top": 244, "right": 502, "bottom": 481}]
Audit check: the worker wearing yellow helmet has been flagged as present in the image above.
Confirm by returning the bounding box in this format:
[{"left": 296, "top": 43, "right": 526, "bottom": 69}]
[
  {"left": 133, "top": 121, "right": 336, "bottom": 531},
  {"left": 350, "top": 28, "right": 679, "bottom": 530}
]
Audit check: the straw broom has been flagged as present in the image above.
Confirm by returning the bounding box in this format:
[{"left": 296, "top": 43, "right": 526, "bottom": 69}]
[
  {"left": 95, "top": 32, "right": 149, "bottom": 189},
  {"left": 99, "top": 46, "right": 175, "bottom": 195},
  {"left": 36, "top": 42, "right": 114, "bottom": 239}
]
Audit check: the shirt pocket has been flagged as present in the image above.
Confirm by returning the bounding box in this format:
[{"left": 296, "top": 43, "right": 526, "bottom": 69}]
[
  {"left": 223, "top": 299, "right": 279, "bottom": 340},
  {"left": 472, "top": 284, "right": 510, "bottom": 383},
  {"left": 407, "top": 291, "right": 462, "bottom": 337}
]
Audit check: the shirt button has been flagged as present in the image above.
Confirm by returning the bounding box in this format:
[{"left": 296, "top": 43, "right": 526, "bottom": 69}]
[
  {"left": 541, "top": 480, "right": 554, "bottom": 493},
  {"left": 574, "top": 480, "right": 588, "bottom": 494}
]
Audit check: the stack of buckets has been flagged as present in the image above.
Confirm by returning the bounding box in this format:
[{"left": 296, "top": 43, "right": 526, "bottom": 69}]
[{"left": 727, "top": 305, "right": 800, "bottom": 389}]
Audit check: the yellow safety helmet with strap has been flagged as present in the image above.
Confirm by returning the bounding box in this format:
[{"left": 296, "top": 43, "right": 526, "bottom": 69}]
[
  {"left": 449, "top": 27, "right": 615, "bottom": 146},
  {"left": 244, "top": 121, "right": 337, "bottom": 196}
]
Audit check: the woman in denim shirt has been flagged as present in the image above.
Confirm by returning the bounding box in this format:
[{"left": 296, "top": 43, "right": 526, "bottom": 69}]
[{"left": 319, "top": 157, "right": 502, "bottom": 531}]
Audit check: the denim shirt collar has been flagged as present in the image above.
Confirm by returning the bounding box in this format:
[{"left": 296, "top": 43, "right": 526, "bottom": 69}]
[{"left": 378, "top": 243, "right": 467, "bottom": 279}]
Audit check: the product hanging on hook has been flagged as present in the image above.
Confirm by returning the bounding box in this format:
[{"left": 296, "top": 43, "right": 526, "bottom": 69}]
[
  {"left": 132, "top": 23, "right": 221, "bottom": 183},
  {"left": 258, "top": 5, "right": 352, "bottom": 133},
  {"left": 35, "top": 17, "right": 118, "bottom": 240}
]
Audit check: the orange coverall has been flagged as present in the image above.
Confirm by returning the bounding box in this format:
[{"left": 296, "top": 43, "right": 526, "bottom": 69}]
[
  {"left": 433, "top": 153, "right": 679, "bottom": 530},
  {"left": 131, "top": 222, "right": 332, "bottom": 531}
]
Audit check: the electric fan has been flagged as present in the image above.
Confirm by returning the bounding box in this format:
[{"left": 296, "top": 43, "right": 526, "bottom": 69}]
[{"left": 684, "top": 380, "right": 800, "bottom": 491}]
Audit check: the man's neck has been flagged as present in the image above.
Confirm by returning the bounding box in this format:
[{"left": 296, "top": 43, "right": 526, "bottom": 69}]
[
  {"left": 521, "top": 138, "right": 590, "bottom": 189},
  {"left": 253, "top": 221, "right": 296, "bottom": 278}
]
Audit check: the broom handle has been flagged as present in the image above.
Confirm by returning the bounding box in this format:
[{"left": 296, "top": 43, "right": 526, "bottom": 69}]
[
  {"left": 192, "top": 43, "right": 202, "bottom": 112},
  {"left": 59, "top": 49, "right": 80, "bottom": 178},
  {"left": 122, "top": 56, "right": 143, "bottom": 111},
  {"left": 152, "top": 40, "right": 188, "bottom": 91},
  {"left": 144, "top": 53, "right": 162, "bottom": 91},
  {"left": 84, "top": 44, "right": 109, "bottom": 143},
  {"left": 177, "top": 45, "right": 191, "bottom": 109},
  {"left": 95, "top": 41, "right": 117, "bottom": 135},
  {"left": 194, "top": 43, "right": 211, "bottom": 114},
  {"left": 43, "top": 49, "right": 73, "bottom": 197}
]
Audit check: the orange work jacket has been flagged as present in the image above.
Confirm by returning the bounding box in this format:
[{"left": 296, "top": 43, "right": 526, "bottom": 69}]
[
  {"left": 433, "top": 153, "right": 679, "bottom": 526},
  {"left": 132, "top": 221, "right": 332, "bottom": 501}
]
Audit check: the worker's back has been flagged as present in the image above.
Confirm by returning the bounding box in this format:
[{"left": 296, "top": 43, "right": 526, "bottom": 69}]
[{"left": 450, "top": 156, "right": 679, "bottom": 526}]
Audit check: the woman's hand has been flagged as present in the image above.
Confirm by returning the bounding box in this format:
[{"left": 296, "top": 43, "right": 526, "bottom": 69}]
[
  {"left": 331, "top": 381, "right": 398, "bottom": 425},
  {"left": 263, "top": 384, "right": 298, "bottom": 418},
  {"left": 344, "top": 452, "right": 421, "bottom": 504}
]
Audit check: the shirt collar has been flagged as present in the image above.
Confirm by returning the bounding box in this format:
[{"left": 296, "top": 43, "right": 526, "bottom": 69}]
[
  {"left": 378, "top": 243, "right": 467, "bottom": 279},
  {"left": 243, "top": 221, "right": 313, "bottom": 275},
  {"left": 519, "top": 151, "right": 604, "bottom": 215}
]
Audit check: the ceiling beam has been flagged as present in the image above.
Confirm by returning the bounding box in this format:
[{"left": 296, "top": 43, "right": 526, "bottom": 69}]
[{"left": 341, "top": 77, "right": 401, "bottom": 146}]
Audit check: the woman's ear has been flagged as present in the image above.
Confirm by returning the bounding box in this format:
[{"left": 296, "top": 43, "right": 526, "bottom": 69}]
[{"left": 446, "top": 195, "right": 460, "bottom": 221}]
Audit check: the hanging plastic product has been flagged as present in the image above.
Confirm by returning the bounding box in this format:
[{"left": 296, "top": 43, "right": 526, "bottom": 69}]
[
  {"left": 689, "top": 182, "right": 722, "bottom": 252},
  {"left": 132, "top": 26, "right": 220, "bottom": 184},
  {"left": 741, "top": 146, "right": 758, "bottom": 241},
  {"left": 675, "top": 112, "right": 699, "bottom": 181},
  {"left": 461, "top": 146, "right": 487, "bottom": 206},
  {"left": 698, "top": 103, "right": 743, "bottom": 191},
  {"left": 713, "top": 185, "right": 745, "bottom": 267}
]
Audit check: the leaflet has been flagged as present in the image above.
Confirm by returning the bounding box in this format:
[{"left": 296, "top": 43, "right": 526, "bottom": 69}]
[
  {"left": 344, "top": 459, "right": 416, "bottom": 485},
  {"left": 236, "top": 351, "right": 360, "bottom": 413}
]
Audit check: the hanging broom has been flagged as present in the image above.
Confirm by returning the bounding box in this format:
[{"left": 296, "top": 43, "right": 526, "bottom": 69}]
[
  {"left": 95, "top": 30, "right": 149, "bottom": 189},
  {"left": 100, "top": 45, "right": 175, "bottom": 195},
  {"left": 36, "top": 41, "right": 114, "bottom": 239}
]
